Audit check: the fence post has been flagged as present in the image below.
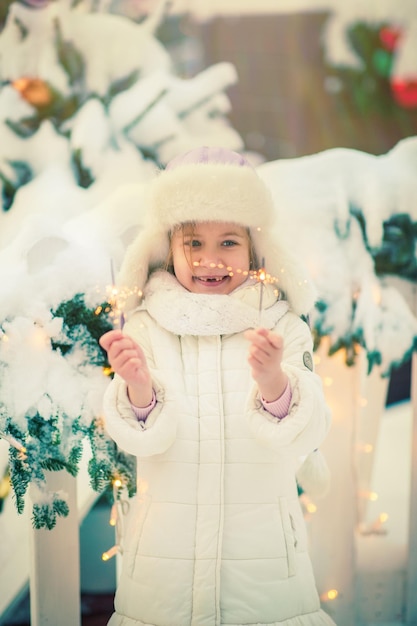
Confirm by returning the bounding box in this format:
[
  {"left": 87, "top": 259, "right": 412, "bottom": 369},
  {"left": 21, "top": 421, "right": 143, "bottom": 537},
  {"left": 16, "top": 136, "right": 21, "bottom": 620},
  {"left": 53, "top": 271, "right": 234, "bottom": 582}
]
[
  {"left": 406, "top": 329, "right": 417, "bottom": 624},
  {"left": 29, "top": 471, "right": 81, "bottom": 626}
]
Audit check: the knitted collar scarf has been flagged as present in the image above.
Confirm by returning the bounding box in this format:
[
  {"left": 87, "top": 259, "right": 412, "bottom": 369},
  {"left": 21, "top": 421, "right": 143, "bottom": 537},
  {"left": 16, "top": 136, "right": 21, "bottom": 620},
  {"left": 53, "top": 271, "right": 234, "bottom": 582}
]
[{"left": 140, "top": 270, "right": 289, "bottom": 336}]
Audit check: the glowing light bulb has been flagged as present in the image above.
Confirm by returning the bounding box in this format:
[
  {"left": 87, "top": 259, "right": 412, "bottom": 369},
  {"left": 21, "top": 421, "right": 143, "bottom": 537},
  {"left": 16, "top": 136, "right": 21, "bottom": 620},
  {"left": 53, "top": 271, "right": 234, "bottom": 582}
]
[
  {"left": 0, "top": 430, "right": 26, "bottom": 456},
  {"left": 306, "top": 502, "right": 317, "bottom": 514},
  {"left": 31, "top": 326, "right": 48, "bottom": 349},
  {"left": 102, "top": 545, "right": 119, "bottom": 561},
  {"left": 320, "top": 589, "right": 338, "bottom": 602},
  {"left": 359, "top": 490, "right": 378, "bottom": 501}
]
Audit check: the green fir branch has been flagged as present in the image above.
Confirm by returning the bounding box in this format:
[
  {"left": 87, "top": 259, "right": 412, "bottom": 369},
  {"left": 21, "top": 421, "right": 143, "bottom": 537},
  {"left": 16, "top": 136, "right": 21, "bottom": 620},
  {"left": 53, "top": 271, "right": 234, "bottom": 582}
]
[
  {"left": 88, "top": 418, "right": 136, "bottom": 500},
  {"left": 105, "top": 69, "right": 140, "bottom": 106},
  {"left": 2, "top": 291, "right": 128, "bottom": 528},
  {"left": 71, "top": 148, "right": 95, "bottom": 189},
  {"left": 54, "top": 18, "right": 85, "bottom": 88},
  {"left": 5, "top": 117, "right": 40, "bottom": 139},
  {"left": 51, "top": 293, "right": 113, "bottom": 365},
  {"left": 32, "top": 494, "right": 70, "bottom": 530},
  {"left": 373, "top": 213, "right": 417, "bottom": 279},
  {"left": 8, "top": 449, "right": 31, "bottom": 515},
  {"left": 0, "top": 161, "right": 32, "bottom": 211}
]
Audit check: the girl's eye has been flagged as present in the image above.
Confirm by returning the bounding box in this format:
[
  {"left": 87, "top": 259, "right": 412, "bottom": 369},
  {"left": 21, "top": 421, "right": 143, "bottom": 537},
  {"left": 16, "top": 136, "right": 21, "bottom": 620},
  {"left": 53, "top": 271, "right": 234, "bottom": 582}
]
[
  {"left": 184, "top": 239, "right": 201, "bottom": 247},
  {"left": 222, "top": 240, "right": 237, "bottom": 247}
]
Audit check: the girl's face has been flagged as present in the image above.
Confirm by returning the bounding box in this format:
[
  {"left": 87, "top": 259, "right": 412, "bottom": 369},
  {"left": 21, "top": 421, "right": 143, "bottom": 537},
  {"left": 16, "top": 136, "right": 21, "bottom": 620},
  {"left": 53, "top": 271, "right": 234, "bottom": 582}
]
[{"left": 170, "top": 221, "right": 252, "bottom": 294}]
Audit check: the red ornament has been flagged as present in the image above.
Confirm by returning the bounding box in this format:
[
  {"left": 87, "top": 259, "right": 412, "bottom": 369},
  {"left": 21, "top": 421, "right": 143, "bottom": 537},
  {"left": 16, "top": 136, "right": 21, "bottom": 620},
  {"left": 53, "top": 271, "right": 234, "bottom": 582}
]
[
  {"left": 379, "top": 26, "right": 402, "bottom": 52},
  {"left": 391, "top": 78, "right": 417, "bottom": 108}
]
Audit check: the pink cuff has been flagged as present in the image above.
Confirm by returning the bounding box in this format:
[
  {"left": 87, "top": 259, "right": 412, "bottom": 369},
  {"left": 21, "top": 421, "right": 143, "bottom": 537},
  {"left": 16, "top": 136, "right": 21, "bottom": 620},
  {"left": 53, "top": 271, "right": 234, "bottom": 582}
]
[
  {"left": 130, "top": 390, "right": 156, "bottom": 421},
  {"left": 261, "top": 381, "right": 292, "bottom": 419}
]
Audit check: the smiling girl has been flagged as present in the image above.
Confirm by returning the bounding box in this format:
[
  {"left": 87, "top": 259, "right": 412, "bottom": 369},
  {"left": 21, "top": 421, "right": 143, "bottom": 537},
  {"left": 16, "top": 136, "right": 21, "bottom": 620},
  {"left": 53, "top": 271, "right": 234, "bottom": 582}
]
[{"left": 99, "top": 146, "right": 335, "bottom": 626}]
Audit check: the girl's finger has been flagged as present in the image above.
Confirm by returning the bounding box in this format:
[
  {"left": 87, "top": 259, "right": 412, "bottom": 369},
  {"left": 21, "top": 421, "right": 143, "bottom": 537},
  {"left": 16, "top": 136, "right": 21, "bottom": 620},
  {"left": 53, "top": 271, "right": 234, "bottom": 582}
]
[
  {"left": 112, "top": 351, "right": 142, "bottom": 370},
  {"left": 99, "top": 329, "right": 126, "bottom": 351}
]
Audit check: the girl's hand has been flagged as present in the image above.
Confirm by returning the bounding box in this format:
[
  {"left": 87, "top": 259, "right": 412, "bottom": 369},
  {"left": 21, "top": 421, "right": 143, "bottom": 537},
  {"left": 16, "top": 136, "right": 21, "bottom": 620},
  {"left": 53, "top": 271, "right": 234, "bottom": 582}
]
[
  {"left": 244, "top": 327, "right": 288, "bottom": 402},
  {"left": 99, "top": 329, "right": 153, "bottom": 407}
]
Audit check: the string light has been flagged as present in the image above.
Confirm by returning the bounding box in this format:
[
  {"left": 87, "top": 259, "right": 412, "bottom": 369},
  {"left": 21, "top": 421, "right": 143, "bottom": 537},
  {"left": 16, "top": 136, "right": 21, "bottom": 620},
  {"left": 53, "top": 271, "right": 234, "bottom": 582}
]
[
  {"left": 188, "top": 259, "right": 285, "bottom": 327},
  {"left": 359, "top": 490, "right": 378, "bottom": 501},
  {"left": 0, "top": 430, "right": 27, "bottom": 459},
  {"left": 109, "top": 504, "right": 118, "bottom": 527},
  {"left": 359, "top": 512, "right": 389, "bottom": 536},
  {"left": 102, "top": 545, "right": 120, "bottom": 561},
  {"left": 0, "top": 470, "right": 11, "bottom": 500},
  {"left": 30, "top": 325, "right": 49, "bottom": 349},
  {"left": 320, "top": 589, "right": 339, "bottom": 602},
  {"left": 371, "top": 283, "right": 382, "bottom": 305},
  {"left": 299, "top": 493, "right": 317, "bottom": 516},
  {"left": 102, "top": 476, "right": 130, "bottom": 562},
  {"left": 189, "top": 261, "right": 280, "bottom": 287}
]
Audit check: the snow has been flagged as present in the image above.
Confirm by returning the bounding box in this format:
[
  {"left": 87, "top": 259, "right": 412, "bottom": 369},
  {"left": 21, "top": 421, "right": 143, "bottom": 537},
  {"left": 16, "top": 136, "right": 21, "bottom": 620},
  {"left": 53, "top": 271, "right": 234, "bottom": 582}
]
[{"left": 257, "top": 137, "right": 417, "bottom": 374}]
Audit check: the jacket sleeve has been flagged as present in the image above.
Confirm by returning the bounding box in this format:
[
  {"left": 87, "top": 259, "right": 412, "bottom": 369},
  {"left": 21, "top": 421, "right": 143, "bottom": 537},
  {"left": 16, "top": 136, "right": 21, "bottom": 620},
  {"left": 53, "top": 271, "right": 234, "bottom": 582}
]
[
  {"left": 102, "top": 314, "right": 179, "bottom": 457},
  {"left": 246, "top": 311, "right": 331, "bottom": 457}
]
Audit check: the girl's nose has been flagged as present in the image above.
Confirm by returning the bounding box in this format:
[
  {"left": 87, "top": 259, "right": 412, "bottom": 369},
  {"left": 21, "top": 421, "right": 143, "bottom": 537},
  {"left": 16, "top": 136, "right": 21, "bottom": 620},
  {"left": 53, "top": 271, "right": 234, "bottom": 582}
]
[
  {"left": 196, "top": 246, "right": 221, "bottom": 267},
  {"left": 197, "top": 248, "right": 221, "bottom": 268}
]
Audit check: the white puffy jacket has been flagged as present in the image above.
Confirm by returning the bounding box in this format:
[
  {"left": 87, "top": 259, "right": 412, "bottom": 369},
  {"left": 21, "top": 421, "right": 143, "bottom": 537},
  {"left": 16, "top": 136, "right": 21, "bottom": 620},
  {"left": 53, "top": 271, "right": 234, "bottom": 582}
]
[{"left": 103, "top": 272, "right": 335, "bottom": 626}]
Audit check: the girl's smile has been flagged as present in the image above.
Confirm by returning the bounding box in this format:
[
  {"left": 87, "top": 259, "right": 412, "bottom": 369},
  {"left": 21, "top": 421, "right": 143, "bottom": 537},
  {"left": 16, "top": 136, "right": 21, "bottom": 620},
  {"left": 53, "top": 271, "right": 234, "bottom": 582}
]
[
  {"left": 170, "top": 221, "right": 251, "bottom": 295},
  {"left": 192, "top": 273, "right": 234, "bottom": 288}
]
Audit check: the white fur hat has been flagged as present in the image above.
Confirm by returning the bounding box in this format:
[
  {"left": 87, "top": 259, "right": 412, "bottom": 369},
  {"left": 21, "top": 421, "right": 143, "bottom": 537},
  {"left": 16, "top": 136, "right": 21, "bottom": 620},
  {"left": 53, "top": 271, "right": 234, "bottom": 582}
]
[{"left": 118, "top": 146, "right": 316, "bottom": 316}]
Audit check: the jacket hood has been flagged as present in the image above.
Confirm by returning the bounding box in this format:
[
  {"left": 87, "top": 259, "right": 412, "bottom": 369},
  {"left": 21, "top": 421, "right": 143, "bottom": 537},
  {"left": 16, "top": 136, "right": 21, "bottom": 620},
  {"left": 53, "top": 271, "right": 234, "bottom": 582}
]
[{"left": 117, "top": 146, "right": 316, "bottom": 316}]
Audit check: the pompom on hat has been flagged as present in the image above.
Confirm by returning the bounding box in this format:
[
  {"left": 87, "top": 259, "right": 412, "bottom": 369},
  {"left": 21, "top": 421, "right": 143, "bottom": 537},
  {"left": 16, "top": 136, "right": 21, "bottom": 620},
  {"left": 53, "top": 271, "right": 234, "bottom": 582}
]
[{"left": 118, "top": 146, "right": 316, "bottom": 315}]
